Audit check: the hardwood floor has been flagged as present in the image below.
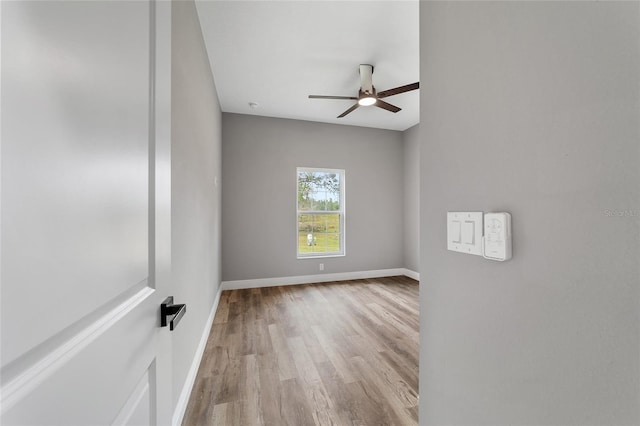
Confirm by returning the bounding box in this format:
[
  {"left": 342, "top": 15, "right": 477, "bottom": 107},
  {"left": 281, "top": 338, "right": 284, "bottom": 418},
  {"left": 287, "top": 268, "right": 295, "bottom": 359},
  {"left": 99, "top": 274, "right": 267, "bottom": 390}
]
[{"left": 182, "top": 276, "right": 419, "bottom": 426}]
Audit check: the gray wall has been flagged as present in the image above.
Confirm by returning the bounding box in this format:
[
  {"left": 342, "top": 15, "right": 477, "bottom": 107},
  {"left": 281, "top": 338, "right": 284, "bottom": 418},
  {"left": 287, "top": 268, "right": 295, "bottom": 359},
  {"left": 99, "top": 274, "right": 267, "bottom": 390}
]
[
  {"left": 403, "top": 124, "right": 420, "bottom": 274},
  {"left": 222, "top": 113, "right": 404, "bottom": 281},
  {"left": 171, "top": 0, "right": 222, "bottom": 412},
  {"left": 419, "top": 2, "right": 639, "bottom": 424}
]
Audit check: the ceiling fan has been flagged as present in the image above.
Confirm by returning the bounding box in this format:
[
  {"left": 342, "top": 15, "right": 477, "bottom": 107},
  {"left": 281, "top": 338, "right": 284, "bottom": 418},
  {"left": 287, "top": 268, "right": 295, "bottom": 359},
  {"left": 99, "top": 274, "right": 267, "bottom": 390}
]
[{"left": 308, "top": 64, "right": 419, "bottom": 118}]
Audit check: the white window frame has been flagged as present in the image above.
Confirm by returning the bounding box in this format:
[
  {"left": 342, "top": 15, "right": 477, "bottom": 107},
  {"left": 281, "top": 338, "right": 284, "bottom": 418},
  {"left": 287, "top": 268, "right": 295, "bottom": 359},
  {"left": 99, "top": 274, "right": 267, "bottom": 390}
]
[{"left": 296, "top": 167, "right": 345, "bottom": 259}]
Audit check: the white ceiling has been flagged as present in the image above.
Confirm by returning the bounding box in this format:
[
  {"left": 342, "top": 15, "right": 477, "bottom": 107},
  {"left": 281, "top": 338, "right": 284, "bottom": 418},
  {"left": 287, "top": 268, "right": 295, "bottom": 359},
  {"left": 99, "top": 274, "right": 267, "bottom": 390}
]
[{"left": 195, "top": 1, "right": 419, "bottom": 131}]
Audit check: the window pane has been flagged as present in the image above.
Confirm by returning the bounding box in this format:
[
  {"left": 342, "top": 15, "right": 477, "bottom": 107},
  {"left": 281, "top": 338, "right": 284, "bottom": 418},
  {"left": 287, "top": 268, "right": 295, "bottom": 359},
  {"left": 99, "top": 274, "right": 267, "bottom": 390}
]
[
  {"left": 298, "top": 214, "right": 312, "bottom": 234},
  {"left": 297, "top": 171, "right": 341, "bottom": 212},
  {"left": 327, "top": 190, "right": 339, "bottom": 211},
  {"left": 298, "top": 197, "right": 311, "bottom": 211},
  {"left": 313, "top": 233, "right": 329, "bottom": 253},
  {"left": 298, "top": 232, "right": 312, "bottom": 254},
  {"left": 325, "top": 214, "right": 339, "bottom": 232},
  {"left": 314, "top": 191, "right": 327, "bottom": 211},
  {"left": 327, "top": 233, "right": 340, "bottom": 252},
  {"left": 297, "top": 172, "right": 313, "bottom": 211},
  {"left": 297, "top": 213, "right": 341, "bottom": 254}
]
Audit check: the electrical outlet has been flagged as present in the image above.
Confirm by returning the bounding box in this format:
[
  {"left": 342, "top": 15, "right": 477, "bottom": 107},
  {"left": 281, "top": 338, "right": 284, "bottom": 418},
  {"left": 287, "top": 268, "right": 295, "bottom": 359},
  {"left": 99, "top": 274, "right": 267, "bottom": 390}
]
[{"left": 319, "top": 263, "right": 324, "bottom": 271}]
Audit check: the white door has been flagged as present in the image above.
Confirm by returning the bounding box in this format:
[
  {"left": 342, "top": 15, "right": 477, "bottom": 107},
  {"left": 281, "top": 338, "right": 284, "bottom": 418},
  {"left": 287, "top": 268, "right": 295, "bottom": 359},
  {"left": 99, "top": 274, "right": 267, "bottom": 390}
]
[{"left": 1, "top": 1, "right": 174, "bottom": 424}]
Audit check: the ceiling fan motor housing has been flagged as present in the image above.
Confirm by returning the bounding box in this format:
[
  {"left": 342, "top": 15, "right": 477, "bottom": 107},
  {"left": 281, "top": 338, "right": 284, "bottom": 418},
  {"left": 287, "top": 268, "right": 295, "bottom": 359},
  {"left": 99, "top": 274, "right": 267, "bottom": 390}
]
[{"left": 359, "top": 64, "right": 374, "bottom": 95}]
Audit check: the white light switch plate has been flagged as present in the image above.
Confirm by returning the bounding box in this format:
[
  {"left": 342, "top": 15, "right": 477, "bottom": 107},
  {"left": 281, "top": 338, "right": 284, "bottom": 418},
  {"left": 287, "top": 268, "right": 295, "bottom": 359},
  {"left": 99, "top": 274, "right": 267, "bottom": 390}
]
[{"left": 447, "top": 212, "right": 483, "bottom": 256}]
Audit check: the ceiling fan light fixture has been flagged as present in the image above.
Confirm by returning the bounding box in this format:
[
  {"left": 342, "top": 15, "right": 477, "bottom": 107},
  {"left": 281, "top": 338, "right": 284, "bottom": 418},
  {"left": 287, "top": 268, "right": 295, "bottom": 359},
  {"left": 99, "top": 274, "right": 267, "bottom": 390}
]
[{"left": 358, "top": 96, "right": 377, "bottom": 106}]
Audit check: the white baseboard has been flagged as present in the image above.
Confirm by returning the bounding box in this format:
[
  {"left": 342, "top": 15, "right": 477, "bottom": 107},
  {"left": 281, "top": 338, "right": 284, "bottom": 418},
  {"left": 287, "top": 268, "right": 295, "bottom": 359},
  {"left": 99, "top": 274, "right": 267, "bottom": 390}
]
[
  {"left": 172, "top": 284, "right": 223, "bottom": 426},
  {"left": 403, "top": 269, "right": 420, "bottom": 281},
  {"left": 222, "top": 268, "right": 419, "bottom": 291}
]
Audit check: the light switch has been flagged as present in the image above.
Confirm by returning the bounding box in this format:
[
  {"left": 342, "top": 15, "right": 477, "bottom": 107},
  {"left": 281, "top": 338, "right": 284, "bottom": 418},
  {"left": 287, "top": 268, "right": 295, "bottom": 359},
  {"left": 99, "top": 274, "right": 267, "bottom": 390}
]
[
  {"left": 462, "top": 221, "right": 474, "bottom": 244},
  {"left": 451, "top": 220, "right": 462, "bottom": 243},
  {"left": 447, "top": 212, "right": 483, "bottom": 256}
]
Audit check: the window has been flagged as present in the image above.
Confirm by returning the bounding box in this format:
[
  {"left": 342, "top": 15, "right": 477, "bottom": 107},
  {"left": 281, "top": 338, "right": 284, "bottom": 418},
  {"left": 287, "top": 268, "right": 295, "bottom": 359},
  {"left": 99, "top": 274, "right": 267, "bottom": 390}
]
[{"left": 297, "top": 167, "right": 345, "bottom": 258}]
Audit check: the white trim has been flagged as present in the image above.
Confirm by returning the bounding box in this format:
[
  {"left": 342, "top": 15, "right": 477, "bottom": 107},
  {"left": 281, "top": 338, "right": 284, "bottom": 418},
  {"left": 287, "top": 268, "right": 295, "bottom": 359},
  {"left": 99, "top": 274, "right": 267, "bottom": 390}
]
[
  {"left": 222, "top": 268, "right": 417, "bottom": 291},
  {"left": 112, "top": 370, "right": 150, "bottom": 426},
  {"left": 403, "top": 269, "right": 420, "bottom": 281},
  {"left": 0, "top": 287, "right": 155, "bottom": 414},
  {"left": 171, "top": 284, "right": 223, "bottom": 426},
  {"left": 296, "top": 252, "right": 345, "bottom": 260}
]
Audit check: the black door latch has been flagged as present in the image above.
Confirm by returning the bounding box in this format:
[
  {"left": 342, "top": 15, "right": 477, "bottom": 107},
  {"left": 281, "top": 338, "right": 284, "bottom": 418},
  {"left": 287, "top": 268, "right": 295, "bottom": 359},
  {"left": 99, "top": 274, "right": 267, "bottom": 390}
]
[{"left": 161, "top": 296, "right": 186, "bottom": 330}]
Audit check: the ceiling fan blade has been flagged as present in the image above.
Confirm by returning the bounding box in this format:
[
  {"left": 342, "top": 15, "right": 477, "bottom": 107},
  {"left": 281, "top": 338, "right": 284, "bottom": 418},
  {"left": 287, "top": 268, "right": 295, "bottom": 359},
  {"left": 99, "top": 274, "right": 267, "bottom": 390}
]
[
  {"left": 377, "top": 82, "right": 420, "bottom": 99},
  {"left": 309, "top": 95, "right": 358, "bottom": 100},
  {"left": 375, "top": 99, "right": 401, "bottom": 113},
  {"left": 337, "top": 103, "right": 360, "bottom": 118}
]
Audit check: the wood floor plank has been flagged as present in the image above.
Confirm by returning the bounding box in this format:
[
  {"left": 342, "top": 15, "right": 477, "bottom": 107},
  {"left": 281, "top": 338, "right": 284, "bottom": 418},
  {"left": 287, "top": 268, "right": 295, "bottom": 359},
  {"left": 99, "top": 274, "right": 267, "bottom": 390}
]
[
  {"left": 210, "top": 403, "right": 228, "bottom": 426},
  {"left": 216, "top": 401, "right": 249, "bottom": 426},
  {"left": 287, "top": 336, "right": 342, "bottom": 426},
  {"left": 345, "top": 379, "right": 406, "bottom": 426},
  {"left": 182, "top": 276, "right": 419, "bottom": 426},
  {"left": 213, "top": 292, "right": 231, "bottom": 324},
  {"left": 183, "top": 376, "right": 215, "bottom": 426},
  {"left": 311, "top": 325, "right": 358, "bottom": 384},
  {"left": 256, "top": 360, "right": 281, "bottom": 426},
  {"left": 211, "top": 356, "right": 243, "bottom": 405},
  {"left": 349, "top": 356, "right": 417, "bottom": 425},
  {"left": 243, "top": 354, "right": 263, "bottom": 426},
  {"left": 314, "top": 361, "right": 360, "bottom": 425},
  {"left": 267, "top": 324, "right": 298, "bottom": 381},
  {"left": 195, "top": 344, "right": 228, "bottom": 379},
  {"left": 279, "top": 378, "right": 317, "bottom": 426},
  {"left": 366, "top": 302, "right": 419, "bottom": 342},
  {"left": 252, "top": 318, "right": 274, "bottom": 356},
  {"left": 353, "top": 341, "right": 418, "bottom": 409},
  {"left": 378, "top": 349, "right": 419, "bottom": 392},
  {"left": 365, "top": 282, "right": 420, "bottom": 324},
  {"left": 300, "top": 326, "right": 330, "bottom": 366}
]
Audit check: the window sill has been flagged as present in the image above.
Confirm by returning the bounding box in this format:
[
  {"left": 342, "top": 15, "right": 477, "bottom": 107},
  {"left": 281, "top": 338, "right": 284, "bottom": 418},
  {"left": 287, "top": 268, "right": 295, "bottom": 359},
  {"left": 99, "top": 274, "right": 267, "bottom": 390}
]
[{"left": 297, "top": 253, "right": 345, "bottom": 260}]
